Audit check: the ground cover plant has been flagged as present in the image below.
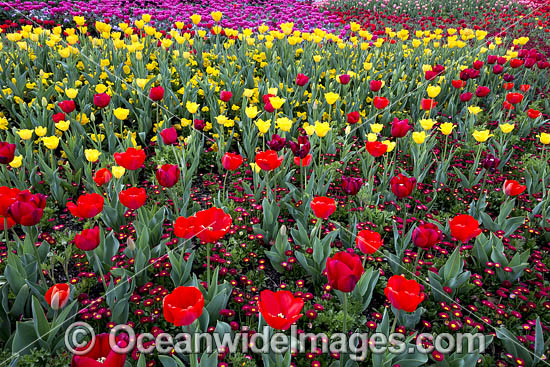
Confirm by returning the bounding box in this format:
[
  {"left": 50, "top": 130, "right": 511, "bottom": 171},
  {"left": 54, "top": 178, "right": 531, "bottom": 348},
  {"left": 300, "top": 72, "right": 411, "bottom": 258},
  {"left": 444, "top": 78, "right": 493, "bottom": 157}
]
[{"left": 0, "top": 0, "right": 549, "bottom": 366}]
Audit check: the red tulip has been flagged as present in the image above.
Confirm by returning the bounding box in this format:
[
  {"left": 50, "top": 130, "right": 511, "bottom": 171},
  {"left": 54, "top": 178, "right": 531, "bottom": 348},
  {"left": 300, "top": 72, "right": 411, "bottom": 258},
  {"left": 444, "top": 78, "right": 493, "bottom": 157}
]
[
  {"left": 527, "top": 109, "right": 541, "bottom": 119},
  {"left": 506, "top": 93, "right": 523, "bottom": 105},
  {"left": 391, "top": 118, "right": 410, "bottom": 138},
  {"left": 222, "top": 152, "right": 243, "bottom": 171},
  {"left": 390, "top": 173, "right": 416, "bottom": 199},
  {"left": 475, "top": 86, "right": 490, "bottom": 97},
  {"left": 255, "top": 150, "right": 283, "bottom": 171},
  {"left": 156, "top": 164, "right": 180, "bottom": 188},
  {"left": 502, "top": 101, "right": 514, "bottom": 110},
  {"left": 0, "top": 216, "right": 15, "bottom": 231},
  {"left": 355, "top": 229, "right": 383, "bottom": 254},
  {"left": 71, "top": 333, "right": 128, "bottom": 367},
  {"left": 373, "top": 96, "right": 389, "bottom": 109},
  {"left": 160, "top": 127, "right": 178, "bottom": 145},
  {"left": 510, "top": 58, "right": 524, "bottom": 68},
  {"left": 503, "top": 179, "right": 526, "bottom": 196},
  {"left": 449, "top": 214, "right": 482, "bottom": 243},
  {"left": 192, "top": 207, "right": 232, "bottom": 243},
  {"left": 220, "top": 90, "right": 233, "bottom": 102},
  {"left": 412, "top": 223, "right": 441, "bottom": 249},
  {"left": 52, "top": 112, "right": 65, "bottom": 123},
  {"left": 341, "top": 176, "right": 362, "bottom": 196},
  {"left": 472, "top": 60, "right": 484, "bottom": 70},
  {"left": 58, "top": 100, "right": 75, "bottom": 113},
  {"left": 119, "top": 187, "right": 147, "bottom": 210},
  {"left": 460, "top": 92, "right": 473, "bottom": 102},
  {"left": 114, "top": 147, "right": 146, "bottom": 170},
  {"left": 369, "top": 80, "right": 382, "bottom": 92},
  {"left": 0, "top": 142, "right": 16, "bottom": 164},
  {"left": 365, "top": 141, "right": 388, "bottom": 157},
  {"left": 310, "top": 196, "right": 336, "bottom": 220},
  {"left": 93, "top": 93, "right": 111, "bottom": 108},
  {"left": 338, "top": 74, "right": 351, "bottom": 85},
  {"left": 8, "top": 190, "right": 46, "bottom": 226},
  {"left": 493, "top": 65, "right": 504, "bottom": 74},
  {"left": 296, "top": 73, "right": 309, "bottom": 86},
  {"left": 325, "top": 252, "right": 364, "bottom": 292},
  {"left": 74, "top": 226, "right": 100, "bottom": 251},
  {"left": 163, "top": 286, "right": 204, "bottom": 326},
  {"left": 293, "top": 154, "right": 312, "bottom": 167},
  {"left": 346, "top": 111, "right": 360, "bottom": 124},
  {"left": 45, "top": 283, "right": 70, "bottom": 310},
  {"left": 420, "top": 98, "right": 437, "bottom": 111},
  {"left": 519, "top": 84, "right": 531, "bottom": 92},
  {"left": 0, "top": 186, "right": 20, "bottom": 216},
  {"left": 67, "top": 193, "right": 104, "bottom": 219},
  {"left": 93, "top": 168, "right": 112, "bottom": 186},
  {"left": 174, "top": 215, "right": 196, "bottom": 239},
  {"left": 451, "top": 80, "right": 466, "bottom": 88},
  {"left": 384, "top": 275, "right": 425, "bottom": 312},
  {"left": 258, "top": 290, "right": 304, "bottom": 330},
  {"left": 149, "top": 85, "right": 164, "bottom": 101}
]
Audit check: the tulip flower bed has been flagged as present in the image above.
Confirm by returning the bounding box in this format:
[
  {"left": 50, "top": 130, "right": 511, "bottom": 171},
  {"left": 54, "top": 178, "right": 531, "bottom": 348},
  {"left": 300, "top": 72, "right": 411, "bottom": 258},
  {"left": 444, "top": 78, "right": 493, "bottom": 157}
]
[{"left": 1, "top": 2, "right": 550, "bottom": 367}]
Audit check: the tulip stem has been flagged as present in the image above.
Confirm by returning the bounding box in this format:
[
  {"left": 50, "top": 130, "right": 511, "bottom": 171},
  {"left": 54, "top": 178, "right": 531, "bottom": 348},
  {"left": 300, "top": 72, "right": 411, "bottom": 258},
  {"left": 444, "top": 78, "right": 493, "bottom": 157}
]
[
  {"left": 341, "top": 292, "right": 348, "bottom": 366},
  {"left": 3, "top": 217, "right": 8, "bottom": 247},
  {"left": 222, "top": 171, "right": 228, "bottom": 202},
  {"left": 206, "top": 243, "right": 212, "bottom": 287},
  {"left": 93, "top": 251, "right": 109, "bottom": 293},
  {"left": 391, "top": 310, "right": 400, "bottom": 334}
]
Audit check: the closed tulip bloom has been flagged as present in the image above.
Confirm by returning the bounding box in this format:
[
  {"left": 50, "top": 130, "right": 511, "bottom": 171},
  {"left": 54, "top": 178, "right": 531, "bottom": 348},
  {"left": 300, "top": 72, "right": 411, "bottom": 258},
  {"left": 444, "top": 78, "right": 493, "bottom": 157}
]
[
  {"left": 67, "top": 193, "right": 104, "bottom": 219},
  {"left": 119, "top": 187, "right": 147, "bottom": 210},
  {"left": 52, "top": 112, "right": 66, "bottom": 123},
  {"left": 74, "top": 226, "right": 100, "bottom": 251},
  {"left": 0, "top": 142, "right": 16, "bottom": 164},
  {"left": 255, "top": 150, "right": 283, "bottom": 171},
  {"left": 289, "top": 136, "right": 311, "bottom": 158},
  {"left": 473, "top": 130, "right": 493, "bottom": 142},
  {"left": 475, "top": 86, "right": 490, "bottom": 97},
  {"left": 93, "top": 93, "right": 110, "bottom": 108},
  {"left": 391, "top": 118, "right": 411, "bottom": 138},
  {"left": 412, "top": 223, "right": 441, "bottom": 249},
  {"left": 173, "top": 215, "right": 196, "bottom": 239},
  {"left": 163, "top": 286, "right": 204, "bottom": 326},
  {"left": 222, "top": 152, "right": 243, "bottom": 171},
  {"left": 58, "top": 100, "right": 75, "bottom": 113},
  {"left": 506, "top": 93, "right": 523, "bottom": 105},
  {"left": 293, "top": 154, "right": 312, "bottom": 167},
  {"left": 310, "top": 196, "right": 336, "bottom": 220},
  {"left": 258, "top": 290, "right": 304, "bottom": 330},
  {"left": 346, "top": 111, "right": 360, "bottom": 124},
  {"left": 449, "top": 214, "right": 482, "bottom": 243},
  {"left": 220, "top": 90, "right": 232, "bottom": 102},
  {"left": 355, "top": 229, "right": 383, "bottom": 254},
  {"left": 420, "top": 98, "right": 437, "bottom": 110},
  {"left": 114, "top": 147, "right": 146, "bottom": 170},
  {"left": 266, "top": 134, "right": 287, "bottom": 152},
  {"left": 365, "top": 141, "right": 388, "bottom": 157},
  {"left": 527, "top": 109, "right": 542, "bottom": 119},
  {"left": 373, "top": 96, "right": 389, "bottom": 109},
  {"left": 160, "top": 127, "right": 178, "bottom": 145},
  {"left": 45, "top": 283, "right": 70, "bottom": 310},
  {"left": 390, "top": 173, "right": 416, "bottom": 198},
  {"left": 338, "top": 74, "right": 351, "bottom": 85},
  {"left": 341, "top": 176, "right": 363, "bottom": 195},
  {"left": 296, "top": 73, "right": 309, "bottom": 86},
  {"left": 384, "top": 275, "right": 425, "bottom": 312},
  {"left": 537, "top": 133, "right": 550, "bottom": 145},
  {"left": 0, "top": 186, "right": 20, "bottom": 216},
  {"left": 503, "top": 180, "right": 526, "bottom": 196},
  {"left": 325, "top": 252, "right": 364, "bottom": 292},
  {"left": 8, "top": 190, "right": 47, "bottom": 226},
  {"left": 460, "top": 92, "right": 473, "bottom": 102},
  {"left": 156, "top": 164, "right": 180, "bottom": 188},
  {"left": 369, "top": 80, "right": 383, "bottom": 91},
  {"left": 149, "top": 85, "right": 164, "bottom": 101},
  {"left": 439, "top": 123, "right": 455, "bottom": 136}
]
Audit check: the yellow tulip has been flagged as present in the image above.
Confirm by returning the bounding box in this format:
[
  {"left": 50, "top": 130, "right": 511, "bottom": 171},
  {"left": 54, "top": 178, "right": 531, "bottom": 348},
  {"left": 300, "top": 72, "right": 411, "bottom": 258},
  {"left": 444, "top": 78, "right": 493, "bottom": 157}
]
[
  {"left": 9, "top": 155, "right": 22, "bottom": 168},
  {"left": 55, "top": 120, "right": 70, "bottom": 131},
  {"left": 85, "top": 149, "right": 101, "bottom": 162},
  {"left": 426, "top": 85, "right": 441, "bottom": 98},
  {"left": 17, "top": 129, "right": 33, "bottom": 140},
  {"left": 382, "top": 140, "right": 396, "bottom": 152},
  {"left": 367, "top": 133, "right": 377, "bottom": 142},
  {"left": 419, "top": 119, "right": 436, "bottom": 130},
  {"left": 439, "top": 122, "right": 455, "bottom": 136},
  {"left": 186, "top": 101, "right": 199, "bottom": 114},
  {"left": 113, "top": 108, "right": 129, "bottom": 120},
  {"left": 499, "top": 123, "right": 515, "bottom": 134},
  {"left": 472, "top": 130, "right": 493, "bottom": 142},
  {"left": 190, "top": 14, "right": 201, "bottom": 25},
  {"left": 303, "top": 123, "right": 315, "bottom": 136},
  {"left": 537, "top": 133, "right": 550, "bottom": 145},
  {"left": 255, "top": 119, "right": 270, "bottom": 134},
  {"left": 324, "top": 92, "right": 340, "bottom": 105},
  {"left": 412, "top": 131, "right": 427, "bottom": 144},
  {"left": 112, "top": 166, "right": 125, "bottom": 178},
  {"left": 314, "top": 121, "right": 331, "bottom": 137},
  {"left": 245, "top": 106, "right": 259, "bottom": 119},
  {"left": 249, "top": 163, "right": 261, "bottom": 174},
  {"left": 275, "top": 117, "right": 293, "bottom": 132},
  {"left": 211, "top": 11, "right": 222, "bottom": 22},
  {"left": 370, "top": 123, "right": 383, "bottom": 133},
  {"left": 468, "top": 106, "right": 483, "bottom": 115},
  {"left": 35, "top": 126, "right": 47, "bottom": 137},
  {"left": 268, "top": 96, "right": 285, "bottom": 110},
  {"left": 65, "top": 88, "right": 78, "bottom": 99},
  {"left": 42, "top": 136, "right": 59, "bottom": 150}
]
